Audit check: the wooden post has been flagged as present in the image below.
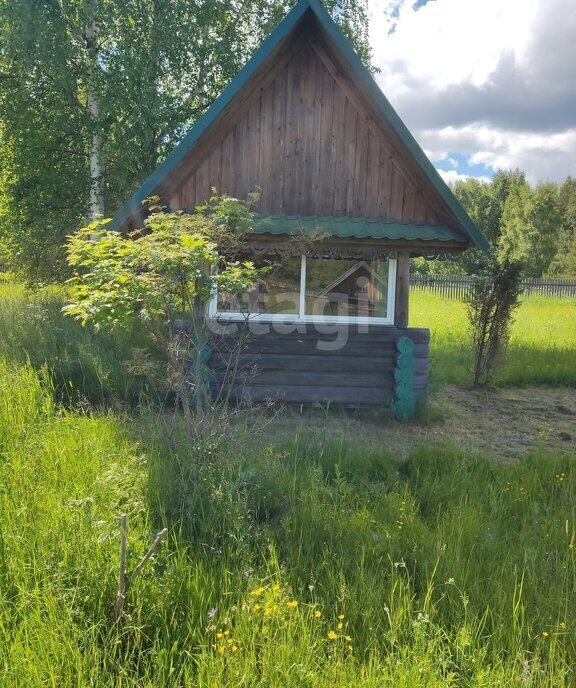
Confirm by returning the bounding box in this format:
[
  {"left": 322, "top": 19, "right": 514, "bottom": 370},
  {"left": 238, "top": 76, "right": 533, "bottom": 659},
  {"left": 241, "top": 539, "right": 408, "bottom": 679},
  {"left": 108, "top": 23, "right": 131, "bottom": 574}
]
[
  {"left": 114, "top": 514, "right": 128, "bottom": 621},
  {"left": 129, "top": 528, "right": 168, "bottom": 585},
  {"left": 394, "top": 251, "right": 410, "bottom": 329},
  {"left": 113, "top": 514, "right": 168, "bottom": 625}
]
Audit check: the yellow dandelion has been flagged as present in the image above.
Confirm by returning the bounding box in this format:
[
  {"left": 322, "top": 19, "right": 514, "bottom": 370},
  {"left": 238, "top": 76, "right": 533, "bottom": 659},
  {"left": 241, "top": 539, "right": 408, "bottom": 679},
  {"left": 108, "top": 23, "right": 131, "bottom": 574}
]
[
  {"left": 337, "top": 622, "right": 343, "bottom": 630},
  {"left": 223, "top": 630, "right": 230, "bottom": 636},
  {"left": 286, "top": 600, "right": 299, "bottom": 608},
  {"left": 347, "top": 645, "right": 353, "bottom": 652},
  {"left": 328, "top": 630, "right": 338, "bottom": 640},
  {"left": 314, "top": 610, "right": 322, "bottom": 618},
  {"left": 216, "top": 632, "right": 223, "bottom": 639},
  {"left": 338, "top": 614, "right": 345, "bottom": 620},
  {"left": 543, "top": 631, "right": 549, "bottom": 637},
  {"left": 217, "top": 646, "right": 225, "bottom": 655},
  {"left": 272, "top": 584, "right": 281, "bottom": 593},
  {"left": 345, "top": 635, "right": 352, "bottom": 642},
  {"left": 231, "top": 645, "right": 238, "bottom": 653},
  {"left": 227, "top": 638, "right": 233, "bottom": 645},
  {"left": 249, "top": 587, "right": 266, "bottom": 597},
  {"left": 254, "top": 604, "right": 261, "bottom": 611}
]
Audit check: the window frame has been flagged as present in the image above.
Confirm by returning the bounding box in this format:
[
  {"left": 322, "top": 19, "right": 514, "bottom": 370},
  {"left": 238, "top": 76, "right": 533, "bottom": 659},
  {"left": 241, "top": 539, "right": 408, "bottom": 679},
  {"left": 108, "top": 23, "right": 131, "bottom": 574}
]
[{"left": 209, "top": 255, "right": 397, "bottom": 325}]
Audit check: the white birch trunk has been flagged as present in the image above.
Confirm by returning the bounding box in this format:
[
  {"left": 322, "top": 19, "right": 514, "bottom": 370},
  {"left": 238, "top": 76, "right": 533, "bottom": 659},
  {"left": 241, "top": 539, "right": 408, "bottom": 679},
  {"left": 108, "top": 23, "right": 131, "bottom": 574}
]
[{"left": 85, "top": 21, "right": 104, "bottom": 220}]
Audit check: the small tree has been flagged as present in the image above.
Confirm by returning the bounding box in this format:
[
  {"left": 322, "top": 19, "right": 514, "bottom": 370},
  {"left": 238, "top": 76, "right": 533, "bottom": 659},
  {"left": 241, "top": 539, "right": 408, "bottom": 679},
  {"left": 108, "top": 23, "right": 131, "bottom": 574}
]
[
  {"left": 64, "top": 196, "right": 262, "bottom": 418},
  {"left": 465, "top": 254, "right": 523, "bottom": 386}
]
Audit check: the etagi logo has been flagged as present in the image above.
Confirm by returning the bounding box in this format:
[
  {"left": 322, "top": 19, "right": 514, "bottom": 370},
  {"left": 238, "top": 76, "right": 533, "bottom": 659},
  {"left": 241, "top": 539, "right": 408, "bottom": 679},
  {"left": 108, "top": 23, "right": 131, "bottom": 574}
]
[{"left": 207, "top": 281, "right": 376, "bottom": 352}]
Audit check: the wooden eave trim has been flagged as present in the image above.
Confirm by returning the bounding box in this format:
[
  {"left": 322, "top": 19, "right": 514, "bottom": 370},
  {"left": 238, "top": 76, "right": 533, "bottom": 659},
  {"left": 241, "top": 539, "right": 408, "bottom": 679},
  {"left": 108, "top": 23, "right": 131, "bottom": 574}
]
[{"left": 246, "top": 233, "right": 468, "bottom": 249}]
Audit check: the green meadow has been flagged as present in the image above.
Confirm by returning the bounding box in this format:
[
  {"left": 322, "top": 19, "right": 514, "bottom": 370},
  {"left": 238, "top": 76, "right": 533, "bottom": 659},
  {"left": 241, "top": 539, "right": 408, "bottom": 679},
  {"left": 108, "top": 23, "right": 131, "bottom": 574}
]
[
  {"left": 0, "top": 284, "right": 575, "bottom": 686},
  {"left": 411, "top": 289, "right": 576, "bottom": 388}
]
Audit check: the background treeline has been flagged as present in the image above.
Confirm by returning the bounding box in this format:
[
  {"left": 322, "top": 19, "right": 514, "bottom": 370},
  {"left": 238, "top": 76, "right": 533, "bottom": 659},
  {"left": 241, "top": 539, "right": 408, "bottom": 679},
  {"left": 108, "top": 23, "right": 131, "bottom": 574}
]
[{"left": 414, "top": 170, "right": 576, "bottom": 278}]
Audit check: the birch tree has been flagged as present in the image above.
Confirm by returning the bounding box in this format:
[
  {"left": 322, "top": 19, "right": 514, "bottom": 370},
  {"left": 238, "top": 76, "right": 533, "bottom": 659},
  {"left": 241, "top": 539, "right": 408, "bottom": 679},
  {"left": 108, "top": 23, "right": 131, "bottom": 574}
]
[{"left": 0, "top": 0, "right": 372, "bottom": 280}]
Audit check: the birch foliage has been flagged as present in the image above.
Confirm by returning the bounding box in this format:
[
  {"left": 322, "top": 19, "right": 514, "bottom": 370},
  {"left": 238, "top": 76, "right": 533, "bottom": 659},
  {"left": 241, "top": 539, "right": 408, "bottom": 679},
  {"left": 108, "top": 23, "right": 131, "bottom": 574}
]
[{"left": 0, "top": 0, "right": 372, "bottom": 279}]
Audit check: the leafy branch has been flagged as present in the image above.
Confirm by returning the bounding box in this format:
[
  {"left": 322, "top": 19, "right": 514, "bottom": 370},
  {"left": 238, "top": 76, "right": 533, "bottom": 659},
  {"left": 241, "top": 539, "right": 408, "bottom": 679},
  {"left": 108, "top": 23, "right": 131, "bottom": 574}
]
[{"left": 64, "top": 195, "right": 264, "bottom": 417}]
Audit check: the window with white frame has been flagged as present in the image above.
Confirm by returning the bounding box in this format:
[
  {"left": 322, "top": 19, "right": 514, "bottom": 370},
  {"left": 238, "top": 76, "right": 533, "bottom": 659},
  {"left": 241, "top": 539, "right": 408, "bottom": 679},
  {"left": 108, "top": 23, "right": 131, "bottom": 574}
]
[{"left": 210, "top": 255, "right": 396, "bottom": 324}]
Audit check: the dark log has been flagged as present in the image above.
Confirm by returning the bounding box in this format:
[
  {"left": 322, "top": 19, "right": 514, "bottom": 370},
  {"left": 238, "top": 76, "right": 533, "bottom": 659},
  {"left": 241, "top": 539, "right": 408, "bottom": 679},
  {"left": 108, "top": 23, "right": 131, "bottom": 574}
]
[
  {"left": 206, "top": 326, "right": 430, "bottom": 406},
  {"left": 230, "top": 384, "right": 395, "bottom": 405},
  {"left": 212, "top": 324, "right": 429, "bottom": 343},
  {"left": 209, "top": 353, "right": 429, "bottom": 374},
  {"left": 214, "top": 371, "right": 394, "bottom": 388}
]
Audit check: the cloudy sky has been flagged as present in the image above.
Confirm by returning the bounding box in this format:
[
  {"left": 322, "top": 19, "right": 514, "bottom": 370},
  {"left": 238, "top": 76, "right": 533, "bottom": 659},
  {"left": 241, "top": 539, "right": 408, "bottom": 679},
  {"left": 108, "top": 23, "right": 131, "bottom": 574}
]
[{"left": 367, "top": 0, "right": 576, "bottom": 185}]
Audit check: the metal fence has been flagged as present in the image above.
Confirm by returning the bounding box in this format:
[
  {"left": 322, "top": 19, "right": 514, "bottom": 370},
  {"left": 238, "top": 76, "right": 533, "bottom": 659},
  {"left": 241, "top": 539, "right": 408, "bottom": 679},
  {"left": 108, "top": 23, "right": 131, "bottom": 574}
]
[{"left": 411, "top": 274, "right": 576, "bottom": 300}]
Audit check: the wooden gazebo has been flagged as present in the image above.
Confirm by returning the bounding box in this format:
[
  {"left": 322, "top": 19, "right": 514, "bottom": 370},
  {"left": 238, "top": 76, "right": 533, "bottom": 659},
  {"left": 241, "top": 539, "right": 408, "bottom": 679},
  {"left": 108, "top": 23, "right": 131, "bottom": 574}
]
[{"left": 112, "top": 0, "right": 487, "bottom": 414}]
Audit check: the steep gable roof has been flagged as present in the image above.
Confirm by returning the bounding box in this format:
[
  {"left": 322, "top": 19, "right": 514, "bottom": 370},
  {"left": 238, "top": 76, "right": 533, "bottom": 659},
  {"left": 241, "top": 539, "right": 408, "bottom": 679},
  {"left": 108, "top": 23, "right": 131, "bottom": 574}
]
[{"left": 112, "top": 0, "right": 488, "bottom": 252}]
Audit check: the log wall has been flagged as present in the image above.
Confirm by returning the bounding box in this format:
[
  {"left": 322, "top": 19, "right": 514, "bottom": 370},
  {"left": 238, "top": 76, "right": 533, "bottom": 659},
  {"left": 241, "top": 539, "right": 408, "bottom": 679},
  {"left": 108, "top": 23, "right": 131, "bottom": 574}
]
[{"left": 208, "top": 325, "right": 430, "bottom": 406}]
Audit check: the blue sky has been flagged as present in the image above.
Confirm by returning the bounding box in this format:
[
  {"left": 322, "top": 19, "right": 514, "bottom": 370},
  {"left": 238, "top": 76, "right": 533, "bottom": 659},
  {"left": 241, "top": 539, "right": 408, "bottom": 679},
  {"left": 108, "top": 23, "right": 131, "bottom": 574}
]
[
  {"left": 368, "top": 0, "right": 576, "bottom": 184},
  {"left": 433, "top": 153, "right": 492, "bottom": 182}
]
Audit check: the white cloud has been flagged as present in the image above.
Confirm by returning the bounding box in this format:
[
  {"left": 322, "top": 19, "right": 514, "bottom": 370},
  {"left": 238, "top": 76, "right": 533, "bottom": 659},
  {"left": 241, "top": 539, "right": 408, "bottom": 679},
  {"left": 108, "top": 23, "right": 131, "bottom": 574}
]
[
  {"left": 370, "top": 0, "right": 537, "bottom": 92},
  {"left": 436, "top": 169, "right": 490, "bottom": 185},
  {"left": 368, "top": 0, "right": 576, "bottom": 183}
]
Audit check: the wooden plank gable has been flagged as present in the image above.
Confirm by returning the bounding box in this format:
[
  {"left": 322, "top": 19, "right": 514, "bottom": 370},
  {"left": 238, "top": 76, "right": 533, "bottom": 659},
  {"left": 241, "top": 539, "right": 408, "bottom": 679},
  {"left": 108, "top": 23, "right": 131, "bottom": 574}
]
[
  {"left": 176, "top": 40, "right": 444, "bottom": 225},
  {"left": 113, "top": 0, "right": 487, "bottom": 251}
]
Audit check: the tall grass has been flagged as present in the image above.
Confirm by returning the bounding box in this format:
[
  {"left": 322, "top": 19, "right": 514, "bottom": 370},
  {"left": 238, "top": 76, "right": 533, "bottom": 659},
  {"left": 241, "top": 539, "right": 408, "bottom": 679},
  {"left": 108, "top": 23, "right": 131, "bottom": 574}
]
[
  {"left": 411, "top": 290, "right": 576, "bottom": 387},
  {"left": 0, "top": 283, "right": 161, "bottom": 405},
  {"left": 0, "top": 358, "right": 574, "bottom": 685}
]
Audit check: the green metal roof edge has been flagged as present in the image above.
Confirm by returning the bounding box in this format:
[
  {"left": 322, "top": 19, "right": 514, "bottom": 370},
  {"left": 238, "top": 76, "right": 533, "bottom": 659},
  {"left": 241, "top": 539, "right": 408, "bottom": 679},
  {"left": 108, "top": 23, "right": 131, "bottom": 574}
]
[
  {"left": 111, "top": 0, "right": 488, "bottom": 253},
  {"left": 110, "top": 0, "right": 310, "bottom": 230},
  {"left": 252, "top": 214, "right": 468, "bottom": 242},
  {"left": 304, "top": 0, "right": 489, "bottom": 252}
]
